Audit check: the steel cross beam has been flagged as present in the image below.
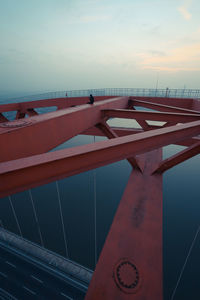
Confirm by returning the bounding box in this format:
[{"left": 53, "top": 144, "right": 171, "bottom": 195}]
[
  {"left": 130, "top": 99, "right": 200, "bottom": 114},
  {"left": 152, "top": 141, "right": 200, "bottom": 174},
  {"left": 129, "top": 96, "right": 193, "bottom": 109},
  {"left": 0, "top": 113, "right": 8, "bottom": 123},
  {"left": 86, "top": 150, "right": 163, "bottom": 300},
  {"left": 0, "top": 96, "right": 116, "bottom": 113},
  {"left": 0, "top": 94, "right": 200, "bottom": 300},
  {"left": 0, "top": 120, "right": 200, "bottom": 197},
  {"left": 131, "top": 107, "right": 150, "bottom": 130},
  {"left": 96, "top": 122, "right": 142, "bottom": 171},
  {"left": 0, "top": 97, "right": 129, "bottom": 162},
  {"left": 127, "top": 102, "right": 150, "bottom": 130},
  {"left": 15, "top": 110, "right": 26, "bottom": 119},
  {"left": 25, "top": 108, "right": 38, "bottom": 117},
  {"left": 86, "top": 126, "right": 143, "bottom": 136},
  {"left": 102, "top": 109, "right": 200, "bottom": 123},
  {"left": 162, "top": 121, "right": 177, "bottom": 128},
  {"left": 82, "top": 126, "right": 200, "bottom": 147}
]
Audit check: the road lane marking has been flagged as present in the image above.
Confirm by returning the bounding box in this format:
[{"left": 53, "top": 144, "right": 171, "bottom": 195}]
[
  {"left": 5, "top": 261, "right": 16, "bottom": 268},
  {"left": 60, "top": 292, "right": 73, "bottom": 299},
  {"left": 31, "top": 274, "right": 43, "bottom": 284},
  {"left": 23, "top": 286, "right": 36, "bottom": 295},
  {"left": 0, "top": 288, "right": 17, "bottom": 300},
  {"left": 0, "top": 271, "right": 7, "bottom": 278}
]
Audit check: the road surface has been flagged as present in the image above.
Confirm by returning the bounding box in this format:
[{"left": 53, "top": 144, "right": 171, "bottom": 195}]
[{"left": 0, "top": 244, "right": 86, "bottom": 299}]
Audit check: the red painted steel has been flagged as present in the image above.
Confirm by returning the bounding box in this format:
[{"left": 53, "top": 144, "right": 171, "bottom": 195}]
[
  {"left": 82, "top": 126, "right": 143, "bottom": 137},
  {"left": 192, "top": 98, "right": 200, "bottom": 111},
  {"left": 15, "top": 110, "right": 26, "bottom": 119},
  {"left": 26, "top": 108, "right": 38, "bottom": 116},
  {"left": 85, "top": 150, "right": 163, "bottom": 300},
  {"left": 130, "top": 98, "right": 200, "bottom": 114},
  {"left": 131, "top": 107, "right": 151, "bottom": 130},
  {"left": 0, "top": 97, "right": 129, "bottom": 162},
  {"left": 82, "top": 126, "right": 200, "bottom": 147},
  {"left": 130, "top": 96, "right": 194, "bottom": 110},
  {"left": 0, "top": 120, "right": 200, "bottom": 197},
  {"left": 96, "top": 122, "right": 142, "bottom": 170},
  {"left": 103, "top": 109, "right": 200, "bottom": 123},
  {"left": 0, "top": 96, "right": 116, "bottom": 113},
  {"left": 153, "top": 141, "right": 200, "bottom": 174},
  {"left": 0, "top": 94, "right": 200, "bottom": 300},
  {"left": 0, "top": 113, "right": 8, "bottom": 123},
  {"left": 162, "top": 121, "right": 177, "bottom": 128}
]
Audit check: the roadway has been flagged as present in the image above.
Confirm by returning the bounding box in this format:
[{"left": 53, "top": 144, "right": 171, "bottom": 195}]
[{"left": 0, "top": 243, "right": 86, "bottom": 299}]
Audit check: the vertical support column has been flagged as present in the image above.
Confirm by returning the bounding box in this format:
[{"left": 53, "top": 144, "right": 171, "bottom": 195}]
[
  {"left": 86, "top": 149, "right": 163, "bottom": 300},
  {"left": 0, "top": 113, "right": 8, "bottom": 123},
  {"left": 15, "top": 110, "right": 26, "bottom": 119}
]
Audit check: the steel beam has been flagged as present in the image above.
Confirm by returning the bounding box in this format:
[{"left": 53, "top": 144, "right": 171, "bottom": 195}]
[
  {"left": 153, "top": 141, "right": 200, "bottom": 174},
  {"left": 15, "top": 110, "right": 26, "bottom": 119},
  {"left": 130, "top": 99, "right": 200, "bottom": 114},
  {"left": 102, "top": 109, "right": 200, "bottom": 123},
  {"left": 130, "top": 106, "right": 150, "bottom": 130},
  {"left": 0, "top": 97, "right": 129, "bottom": 162},
  {"left": 96, "top": 122, "right": 118, "bottom": 139},
  {"left": 26, "top": 108, "right": 38, "bottom": 117},
  {"left": 0, "top": 113, "right": 8, "bottom": 123},
  {"left": 192, "top": 98, "right": 200, "bottom": 111},
  {"left": 135, "top": 119, "right": 150, "bottom": 131},
  {"left": 0, "top": 120, "right": 200, "bottom": 197},
  {"left": 96, "top": 122, "right": 143, "bottom": 171},
  {"left": 176, "top": 137, "right": 200, "bottom": 146},
  {"left": 162, "top": 121, "right": 177, "bottom": 128},
  {"left": 83, "top": 126, "right": 144, "bottom": 137},
  {"left": 130, "top": 96, "right": 194, "bottom": 110},
  {"left": 0, "top": 96, "right": 117, "bottom": 113},
  {"left": 86, "top": 150, "right": 163, "bottom": 300},
  {"left": 82, "top": 126, "right": 200, "bottom": 147}
]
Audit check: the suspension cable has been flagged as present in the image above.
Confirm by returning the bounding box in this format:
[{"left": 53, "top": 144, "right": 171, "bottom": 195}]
[
  {"left": 0, "top": 219, "right": 4, "bottom": 229},
  {"left": 28, "top": 190, "right": 44, "bottom": 247},
  {"left": 56, "top": 181, "right": 69, "bottom": 258},
  {"left": 8, "top": 196, "right": 23, "bottom": 237},
  {"left": 170, "top": 224, "right": 200, "bottom": 300},
  {"left": 93, "top": 136, "right": 97, "bottom": 266}
]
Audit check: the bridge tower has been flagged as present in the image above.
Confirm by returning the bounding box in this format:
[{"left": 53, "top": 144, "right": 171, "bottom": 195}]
[{"left": 0, "top": 93, "right": 200, "bottom": 299}]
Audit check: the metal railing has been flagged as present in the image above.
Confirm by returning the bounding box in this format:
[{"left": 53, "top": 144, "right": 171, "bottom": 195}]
[
  {"left": 1, "top": 88, "right": 200, "bottom": 104},
  {"left": 1, "top": 88, "right": 199, "bottom": 121},
  {"left": 66, "top": 88, "right": 200, "bottom": 98}
]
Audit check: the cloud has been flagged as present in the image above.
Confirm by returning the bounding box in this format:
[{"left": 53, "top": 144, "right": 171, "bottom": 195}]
[
  {"left": 178, "top": 6, "right": 192, "bottom": 20},
  {"left": 147, "top": 50, "right": 166, "bottom": 57},
  {"left": 143, "top": 66, "right": 200, "bottom": 72},
  {"left": 139, "top": 43, "right": 200, "bottom": 72},
  {"left": 79, "top": 14, "right": 110, "bottom": 23},
  {"left": 177, "top": 0, "right": 193, "bottom": 20},
  {"left": 66, "top": 14, "right": 111, "bottom": 25}
]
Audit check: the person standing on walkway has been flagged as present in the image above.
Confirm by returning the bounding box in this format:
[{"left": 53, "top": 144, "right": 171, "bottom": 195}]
[{"left": 89, "top": 94, "right": 94, "bottom": 104}]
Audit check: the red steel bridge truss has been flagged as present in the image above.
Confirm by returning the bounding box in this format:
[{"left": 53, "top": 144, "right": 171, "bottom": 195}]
[{"left": 0, "top": 95, "right": 200, "bottom": 299}]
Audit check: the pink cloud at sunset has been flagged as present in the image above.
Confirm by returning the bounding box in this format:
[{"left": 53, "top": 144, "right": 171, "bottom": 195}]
[{"left": 139, "top": 43, "right": 200, "bottom": 72}]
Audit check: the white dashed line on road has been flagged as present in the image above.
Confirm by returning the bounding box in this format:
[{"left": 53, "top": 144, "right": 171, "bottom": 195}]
[
  {"left": 23, "top": 286, "right": 36, "bottom": 295},
  {"left": 0, "top": 271, "right": 7, "bottom": 278},
  {"left": 5, "top": 261, "right": 16, "bottom": 268},
  {"left": 60, "top": 292, "right": 73, "bottom": 299},
  {"left": 31, "top": 274, "right": 43, "bottom": 284}
]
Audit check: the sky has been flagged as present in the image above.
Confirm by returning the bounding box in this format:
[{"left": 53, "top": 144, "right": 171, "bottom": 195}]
[{"left": 0, "top": 0, "right": 200, "bottom": 95}]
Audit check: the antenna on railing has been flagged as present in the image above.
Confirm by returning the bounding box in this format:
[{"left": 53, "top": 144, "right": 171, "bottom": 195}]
[
  {"left": 155, "top": 72, "right": 159, "bottom": 96},
  {"left": 165, "top": 87, "right": 169, "bottom": 97}
]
